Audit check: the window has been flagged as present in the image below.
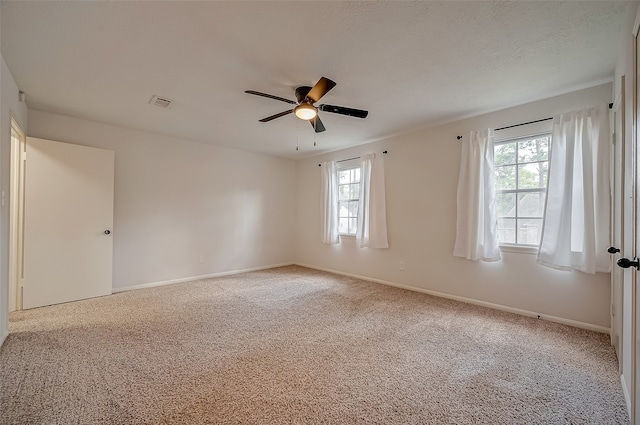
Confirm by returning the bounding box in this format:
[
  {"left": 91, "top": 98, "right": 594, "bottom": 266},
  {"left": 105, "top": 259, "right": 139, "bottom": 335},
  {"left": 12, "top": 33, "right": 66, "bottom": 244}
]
[
  {"left": 337, "top": 166, "right": 361, "bottom": 235},
  {"left": 494, "top": 134, "right": 550, "bottom": 246}
]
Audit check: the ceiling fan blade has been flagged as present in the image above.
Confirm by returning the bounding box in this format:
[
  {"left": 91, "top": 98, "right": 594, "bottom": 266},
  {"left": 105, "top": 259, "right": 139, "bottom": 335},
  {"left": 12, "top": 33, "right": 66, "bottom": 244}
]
[
  {"left": 245, "top": 90, "right": 297, "bottom": 105},
  {"left": 259, "top": 109, "right": 294, "bottom": 122},
  {"left": 309, "top": 115, "right": 326, "bottom": 133},
  {"left": 306, "top": 77, "right": 336, "bottom": 104},
  {"left": 319, "top": 104, "right": 368, "bottom": 119}
]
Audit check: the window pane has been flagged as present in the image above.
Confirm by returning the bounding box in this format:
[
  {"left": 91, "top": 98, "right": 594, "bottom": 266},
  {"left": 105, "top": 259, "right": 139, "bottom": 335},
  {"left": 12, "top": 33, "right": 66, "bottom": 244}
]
[
  {"left": 518, "top": 162, "right": 548, "bottom": 189},
  {"left": 350, "top": 183, "right": 360, "bottom": 200},
  {"left": 495, "top": 165, "right": 516, "bottom": 190},
  {"left": 339, "top": 202, "right": 349, "bottom": 218},
  {"left": 497, "top": 218, "right": 516, "bottom": 244},
  {"left": 339, "top": 170, "right": 350, "bottom": 184},
  {"left": 348, "top": 218, "right": 358, "bottom": 234},
  {"left": 518, "top": 137, "right": 549, "bottom": 163},
  {"left": 337, "top": 166, "right": 361, "bottom": 235},
  {"left": 518, "top": 191, "right": 545, "bottom": 217},
  {"left": 349, "top": 168, "right": 360, "bottom": 183},
  {"left": 348, "top": 201, "right": 358, "bottom": 217},
  {"left": 496, "top": 192, "right": 516, "bottom": 217},
  {"left": 495, "top": 143, "right": 516, "bottom": 166},
  {"left": 517, "top": 218, "right": 543, "bottom": 245},
  {"left": 339, "top": 184, "right": 350, "bottom": 201},
  {"left": 495, "top": 134, "right": 549, "bottom": 247},
  {"left": 339, "top": 218, "right": 349, "bottom": 234}
]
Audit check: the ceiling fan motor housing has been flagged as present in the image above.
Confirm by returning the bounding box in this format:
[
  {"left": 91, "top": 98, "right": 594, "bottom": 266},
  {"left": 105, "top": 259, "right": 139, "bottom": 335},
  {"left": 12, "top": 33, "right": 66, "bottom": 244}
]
[{"left": 295, "top": 86, "right": 313, "bottom": 104}]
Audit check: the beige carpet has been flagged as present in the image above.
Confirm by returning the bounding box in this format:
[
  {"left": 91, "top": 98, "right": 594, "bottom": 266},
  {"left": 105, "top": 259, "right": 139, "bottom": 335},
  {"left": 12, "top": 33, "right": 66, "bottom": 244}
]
[{"left": 0, "top": 265, "right": 629, "bottom": 424}]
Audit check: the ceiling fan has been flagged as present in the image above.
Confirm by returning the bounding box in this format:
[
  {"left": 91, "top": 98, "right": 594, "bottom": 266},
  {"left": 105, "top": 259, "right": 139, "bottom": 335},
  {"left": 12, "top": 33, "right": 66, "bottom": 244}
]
[{"left": 245, "top": 77, "right": 368, "bottom": 133}]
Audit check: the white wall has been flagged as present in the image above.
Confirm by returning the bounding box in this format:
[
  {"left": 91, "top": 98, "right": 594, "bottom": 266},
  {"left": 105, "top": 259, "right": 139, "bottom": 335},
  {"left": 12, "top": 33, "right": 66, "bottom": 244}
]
[
  {"left": 296, "top": 83, "right": 613, "bottom": 330},
  {"left": 0, "top": 53, "right": 28, "bottom": 345},
  {"left": 28, "top": 110, "right": 295, "bottom": 290}
]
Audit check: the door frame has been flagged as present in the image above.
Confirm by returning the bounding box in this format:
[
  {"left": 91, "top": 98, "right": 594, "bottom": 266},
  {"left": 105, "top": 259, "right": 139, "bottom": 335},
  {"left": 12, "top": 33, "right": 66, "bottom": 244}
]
[
  {"left": 612, "top": 80, "right": 625, "bottom": 369},
  {"left": 8, "top": 117, "right": 25, "bottom": 312}
]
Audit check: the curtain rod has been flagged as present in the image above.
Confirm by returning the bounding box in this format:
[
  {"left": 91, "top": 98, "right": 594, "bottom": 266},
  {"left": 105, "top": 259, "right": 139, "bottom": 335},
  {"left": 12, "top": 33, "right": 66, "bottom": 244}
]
[
  {"left": 455, "top": 102, "right": 614, "bottom": 140},
  {"left": 318, "top": 151, "right": 387, "bottom": 166}
]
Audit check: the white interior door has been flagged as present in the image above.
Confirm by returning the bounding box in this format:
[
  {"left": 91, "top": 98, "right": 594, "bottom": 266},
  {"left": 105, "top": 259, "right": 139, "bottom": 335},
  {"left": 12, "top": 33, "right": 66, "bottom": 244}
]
[
  {"left": 620, "top": 80, "right": 635, "bottom": 420},
  {"left": 634, "top": 20, "right": 640, "bottom": 424},
  {"left": 617, "top": 13, "right": 640, "bottom": 422},
  {"left": 23, "top": 137, "right": 114, "bottom": 309}
]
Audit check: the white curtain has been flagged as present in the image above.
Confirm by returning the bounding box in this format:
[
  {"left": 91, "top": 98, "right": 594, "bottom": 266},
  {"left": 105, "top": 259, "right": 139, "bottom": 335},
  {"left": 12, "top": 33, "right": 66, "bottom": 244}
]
[
  {"left": 320, "top": 161, "right": 339, "bottom": 244},
  {"left": 537, "top": 104, "right": 611, "bottom": 274},
  {"left": 356, "top": 153, "right": 389, "bottom": 248},
  {"left": 453, "top": 129, "right": 501, "bottom": 261}
]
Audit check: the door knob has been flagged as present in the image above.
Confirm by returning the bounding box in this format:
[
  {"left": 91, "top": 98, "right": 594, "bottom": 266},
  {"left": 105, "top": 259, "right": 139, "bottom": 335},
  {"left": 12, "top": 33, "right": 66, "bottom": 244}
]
[
  {"left": 608, "top": 246, "right": 621, "bottom": 254},
  {"left": 104, "top": 230, "right": 111, "bottom": 235},
  {"left": 617, "top": 257, "right": 640, "bottom": 270}
]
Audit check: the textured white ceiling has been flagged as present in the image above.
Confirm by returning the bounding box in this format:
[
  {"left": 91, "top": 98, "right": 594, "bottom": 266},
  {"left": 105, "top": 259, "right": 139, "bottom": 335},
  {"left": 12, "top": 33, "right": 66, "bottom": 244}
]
[{"left": 0, "top": 1, "right": 629, "bottom": 159}]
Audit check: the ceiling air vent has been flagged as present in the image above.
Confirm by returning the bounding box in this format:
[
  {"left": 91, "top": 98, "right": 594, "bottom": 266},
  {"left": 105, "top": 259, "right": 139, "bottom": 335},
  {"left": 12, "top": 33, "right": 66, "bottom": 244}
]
[{"left": 149, "top": 95, "right": 173, "bottom": 110}]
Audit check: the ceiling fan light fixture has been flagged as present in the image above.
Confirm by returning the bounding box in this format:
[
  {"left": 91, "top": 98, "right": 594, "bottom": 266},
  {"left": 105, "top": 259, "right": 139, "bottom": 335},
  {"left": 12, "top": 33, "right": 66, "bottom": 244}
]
[{"left": 294, "top": 103, "right": 317, "bottom": 120}]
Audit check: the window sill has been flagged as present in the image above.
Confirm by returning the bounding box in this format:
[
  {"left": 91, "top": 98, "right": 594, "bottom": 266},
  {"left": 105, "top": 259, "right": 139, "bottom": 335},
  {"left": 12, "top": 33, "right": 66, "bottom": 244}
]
[
  {"left": 339, "top": 234, "right": 356, "bottom": 238},
  {"left": 499, "top": 245, "right": 539, "bottom": 255}
]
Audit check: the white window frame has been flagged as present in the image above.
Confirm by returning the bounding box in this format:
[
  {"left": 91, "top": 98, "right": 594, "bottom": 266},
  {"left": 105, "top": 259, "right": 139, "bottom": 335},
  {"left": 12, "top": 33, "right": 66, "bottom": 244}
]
[
  {"left": 336, "top": 159, "right": 361, "bottom": 236},
  {"left": 494, "top": 132, "right": 551, "bottom": 250}
]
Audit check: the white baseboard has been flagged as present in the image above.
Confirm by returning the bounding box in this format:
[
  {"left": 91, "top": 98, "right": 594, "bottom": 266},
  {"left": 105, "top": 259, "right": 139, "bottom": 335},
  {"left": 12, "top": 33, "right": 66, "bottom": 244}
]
[
  {"left": 295, "top": 262, "right": 610, "bottom": 334},
  {"left": 621, "top": 374, "right": 631, "bottom": 419},
  {"left": 0, "top": 327, "right": 7, "bottom": 348},
  {"left": 112, "top": 262, "right": 294, "bottom": 293}
]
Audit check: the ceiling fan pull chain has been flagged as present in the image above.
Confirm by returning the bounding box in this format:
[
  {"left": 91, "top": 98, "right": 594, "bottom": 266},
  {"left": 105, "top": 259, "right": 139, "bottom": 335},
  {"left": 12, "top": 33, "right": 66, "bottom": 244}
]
[{"left": 296, "top": 119, "right": 299, "bottom": 151}]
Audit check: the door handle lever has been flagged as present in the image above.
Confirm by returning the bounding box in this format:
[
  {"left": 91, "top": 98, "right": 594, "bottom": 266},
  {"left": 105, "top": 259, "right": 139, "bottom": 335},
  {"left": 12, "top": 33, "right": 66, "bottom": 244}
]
[
  {"left": 617, "top": 257, "right": 640, "bottom": 270},
  {"left": 608, "top": 246, "right": 621, "bottom": 254}
]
